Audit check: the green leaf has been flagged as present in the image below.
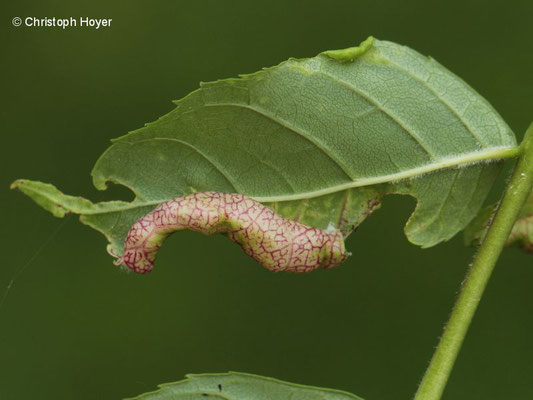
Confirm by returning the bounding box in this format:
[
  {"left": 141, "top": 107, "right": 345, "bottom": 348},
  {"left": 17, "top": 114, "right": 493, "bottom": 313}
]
[
  {"left": 125, "top": 372, "right": 364, "bottom": 400},
  {"left": 465, "top": 191, "right": 533, "bottom": 253},
  {"left": 12, "top": 37, "right": 518, "bottom": 260}
]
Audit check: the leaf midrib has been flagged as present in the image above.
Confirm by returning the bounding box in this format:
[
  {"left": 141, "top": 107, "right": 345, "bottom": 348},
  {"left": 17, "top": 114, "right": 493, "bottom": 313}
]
[{"left": 84, "top": 145, "right": 517, "bottom": 216}]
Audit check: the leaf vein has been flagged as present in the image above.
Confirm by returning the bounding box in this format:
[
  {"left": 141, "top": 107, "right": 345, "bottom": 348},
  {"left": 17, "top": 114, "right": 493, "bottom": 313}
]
[
  {"left": 133, "top": 137, "right": 241, "bottom": 192},
  {"left": 308, "top": 66, "right": 441, "bottom": 161},
  {"left": 203, "top": 102, "right": 356, "bottom": 181},
  {"left": 381, "top": 57, "right": 489, "bottom": 147}
]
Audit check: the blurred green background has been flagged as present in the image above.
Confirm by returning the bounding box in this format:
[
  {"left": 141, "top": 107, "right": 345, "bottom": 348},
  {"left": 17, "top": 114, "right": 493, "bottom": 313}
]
[{"left": 1, "top": 1, "right": 532, "bottom": 399}]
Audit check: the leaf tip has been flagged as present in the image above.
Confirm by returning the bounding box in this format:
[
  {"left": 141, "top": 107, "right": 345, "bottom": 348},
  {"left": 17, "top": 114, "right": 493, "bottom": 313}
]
[
  {"left": 10, "top": 179, "right": 26, "bottom": 190},
  {"left": 321, "top": 36, "right": 374, "bottom": 62},
  {"left": 11, "top": 179, "right": 69, "bottom": 218}
]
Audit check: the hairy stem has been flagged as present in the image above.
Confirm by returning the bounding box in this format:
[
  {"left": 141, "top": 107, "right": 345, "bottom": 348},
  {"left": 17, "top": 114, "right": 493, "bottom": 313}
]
[{"left": 414, "top": 123, "right": 533, "bottom": 400}]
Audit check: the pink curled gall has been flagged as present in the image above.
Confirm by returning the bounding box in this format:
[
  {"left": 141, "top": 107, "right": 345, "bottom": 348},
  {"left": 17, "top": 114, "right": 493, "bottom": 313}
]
[{"left": 114, "top": 192, "right": 348, "bottom": 274}]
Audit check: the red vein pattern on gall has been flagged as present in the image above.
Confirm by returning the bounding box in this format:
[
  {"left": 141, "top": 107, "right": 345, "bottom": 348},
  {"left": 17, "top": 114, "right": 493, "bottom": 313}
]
[{"left": 115, "top": 192, "right": 348, "bottom": 274}]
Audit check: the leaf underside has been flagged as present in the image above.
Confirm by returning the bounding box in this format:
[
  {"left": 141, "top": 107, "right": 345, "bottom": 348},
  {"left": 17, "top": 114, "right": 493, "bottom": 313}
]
[
  {"left": 12, "top": 36, "right": 517, "bottom": 260},
  {"left": 125, "top": 372, "right": 364, "bottom": 400},
  {"left": 465, "top": 191, "right": 533, "bottom": 253}
]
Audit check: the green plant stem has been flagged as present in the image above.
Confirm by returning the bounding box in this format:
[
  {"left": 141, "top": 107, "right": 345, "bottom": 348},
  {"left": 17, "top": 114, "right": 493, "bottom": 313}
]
[{"left": 414, "top": 123, "right": 533, "bottom": 400}]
